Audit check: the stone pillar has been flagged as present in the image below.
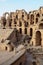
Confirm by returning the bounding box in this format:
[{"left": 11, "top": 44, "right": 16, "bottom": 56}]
[
  {"left": 32, "top": 28, "right": 36, "bottom": 46},
  {"left": 41, "top": 32, "right": 43, "bottom": 46},
  {"left": 12, "top": 17, "right": 15, "bottom": 28}
]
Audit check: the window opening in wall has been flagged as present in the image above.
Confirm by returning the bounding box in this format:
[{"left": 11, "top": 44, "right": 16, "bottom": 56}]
[
  {"left": 30, "top": 14, "right": 34, "bottom": 24},
  {"left": 25, "top": 28, "right": 27, "bottom": 34},
  {"left": 36, "top": 31, "right": 41, "bottom": 46},
  {"left": 36, "top": 13, "right": 40, "bottom": 17},
  {"left": 19, "top": 21, "right": 22, "bottom": 26},
  {"left": 22, "top": 14, "right": 24, "bottom": 19},
  {"left": 5, "top": 47, "right": 7, "bottom": 50},
  {"left": 16, "top": 15, "right": 18, "bottom": 19},
  {"left": 8, "top": 42, "right": 11, "bottom": 44},
  {"left": 31, "top": 14, "right": 34, "bottom": 20},
  {"left": 30, "top": 20, "right": 34, "bottom": 24},
  {"left": 14, "top": 19, "right": 17, "bottom": 24},
  {"left": 9, "top": 19, "right": 12, "bottom": 28},
  {"left": 9, "top": 21, "right": 12, "bottom": 27},
  {"left": 3, "top": 21, "right": 6, "bottom": 27},
  {"left": 19, "top": 28, "right": 22, "bottom": 34},
  {"left": 36, "top": 18, "right": 38, "bottom": 23},
  {"left": 30, "top": 28, "right": 33, "bottom": 37},
  {"left": 24, "top": 22, "right": 28, "bottom": 27},
  {"left": 2, "top": 18, "right": 6, "bottom": 28}
]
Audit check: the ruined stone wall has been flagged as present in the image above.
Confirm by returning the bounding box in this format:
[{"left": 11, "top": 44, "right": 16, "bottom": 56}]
[
  {"left": 0, "top": 10, "right": 29, "bottom": 35},
  {"left": 0, "top": 7, "right": 43, "bottom": 46}
]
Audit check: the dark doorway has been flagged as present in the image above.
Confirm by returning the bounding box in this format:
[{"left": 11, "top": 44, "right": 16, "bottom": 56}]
[
  {"left": 30, "top": 28, "right": 33, "bottom": 37},
  {"left": 19, "top": 21, "right": 22, "bottom": 26},
  {"left": 36, "top": 31, "right": 41, "bottom": 46},
  {"left": 5, "top": 47, "right": 7, "bottom": 50},
  {"left": 19, "top": 28, "right": 22, "bottom": 34},
  {"left": 25, "top": 28, "right": 27, "bottom": 34}
]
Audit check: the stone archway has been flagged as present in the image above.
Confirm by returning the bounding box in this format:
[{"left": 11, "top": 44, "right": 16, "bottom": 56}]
[
  {"left": 36, "top": 31, "right": 41, "bottom": 46},
  {"left": 3, "top": 12, "right": 9, "bottom": 19}
]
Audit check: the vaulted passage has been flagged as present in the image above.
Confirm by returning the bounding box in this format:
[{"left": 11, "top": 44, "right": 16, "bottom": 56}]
[{"left": 36, "top": 31, "right": 41, "bottom": 46}]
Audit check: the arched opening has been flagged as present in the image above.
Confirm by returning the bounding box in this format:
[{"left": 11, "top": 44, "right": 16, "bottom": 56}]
[
  {"left": 36, "top": 31, "right": 41, "bottom": 46},
  {"left": 9, "top": 19, "right": 12, "bottom": 28},
  {"left": 36, "top": 13, "right": 40, "bottom": 17},
  {"left": 19, "top": 21, "right": 22, "bottom": 26},
  {"left": 3, "top": 20, "right": 6, "bottom": 29},
  {"left": 22, "top": 14, "right": 24, "bottom": 19},
  {"left": 19, "top": 28, "right": 22, "bottom": 34},
  {"left": 30, "top": 14, "right": 34, "bottom": 24},
  {"left": 36, "top": 18, "right": 38, "bottom": 23},
  {"left": 16, "top": 15, "right": 18, "bottom": 19},
  {"left": 30, "top": 28, "right": 33, "bottom": 37},
  {"left": 1, "top": 17, "right": 6, "bottom": 29},
  {"left": 25, "top": 28, "right": 27, "bottom": 34},
  {"left": 39, "top": 23, "right": 43, "bottom": 29},
  {"left": 14, "top": 19, "right": 17, "bottom": 27},
  {"left": 6, "top": 14, "right": 9, "bottom": 19},
  {"left": 24, "top": 21, "right": 28, "bottom": 27},
  {"left": 31, "top": 14, "right": 34, "bottom": 20},
  {"left": 4, "top": 12, "right": 9, "bottom": 19},
  {"left": 14, "top": 19, "right": 17, "bottom": 24},
  {"left": 5, "top": 47, "right": 7, "bottom": 50}
]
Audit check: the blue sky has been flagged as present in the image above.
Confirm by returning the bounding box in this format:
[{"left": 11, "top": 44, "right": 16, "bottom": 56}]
[{"left": 0, "top": 0, "right": 43, "bottom": 16}]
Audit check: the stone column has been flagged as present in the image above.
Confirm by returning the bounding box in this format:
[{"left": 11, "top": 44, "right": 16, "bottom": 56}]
[{"left": 41, "top": 32, "right": 43, "bottom": 46}]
